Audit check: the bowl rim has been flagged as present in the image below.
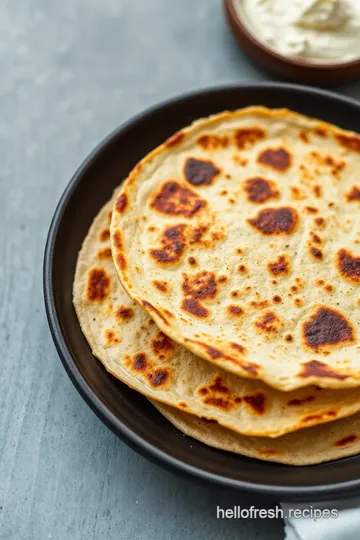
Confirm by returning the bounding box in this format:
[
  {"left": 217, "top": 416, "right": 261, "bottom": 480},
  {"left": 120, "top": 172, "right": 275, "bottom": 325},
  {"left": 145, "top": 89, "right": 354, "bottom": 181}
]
[
  {"left": 225, "top": 0, "right": 360, "bottom": 72},
  {"left": 44, "top": 82, "right": 360, "bottom": 499}
]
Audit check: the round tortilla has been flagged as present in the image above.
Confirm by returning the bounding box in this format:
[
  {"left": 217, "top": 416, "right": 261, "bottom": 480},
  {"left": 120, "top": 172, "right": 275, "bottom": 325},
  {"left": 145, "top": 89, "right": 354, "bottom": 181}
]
[
  {"left": 73, "top": 196, "right": 360, "bottom": 437},
  {"left": 152, "top": 400, "right": 360, "bottom": 466},
  {"left": 111, "top": 106, "right": 360, "bottom": 391}
]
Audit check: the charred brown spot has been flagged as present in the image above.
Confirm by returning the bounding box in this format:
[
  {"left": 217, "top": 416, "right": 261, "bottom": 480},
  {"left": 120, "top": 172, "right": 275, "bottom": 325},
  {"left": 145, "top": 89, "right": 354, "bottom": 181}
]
[
  {"left": 250, "top": 300, "right": 269, "bottom": 309},
  {"left": 227, "top": 305, "right": 244, "bottom": 317},
  {"left": 112, "top": 231, "right": 123, "bottom": 250},
  {"left": 346, "top": 186, "right": 360, "bottom": 202},
  {"left": 325, "top": 155, "right": 335, "bottom": 167},
  {"left": 189, "top": 224, "right": 226, "bottom": 249},
  {"left": 87, "top": 268, "right": 110, "bottom": 302},
  {"left": 287, "top": 396, "right": 315, "bottom": 406},
  {"left": 248, "top": 207, "right": 298, "bottom": 235},
  {"left": 237, "top": 264, "right": 248, "bottom": 274},
  {"left": 105, "top": 330, "right": 119, "bottom": 344},
  {"left": 182, "top": 270, "right": 217, "bottom": 300},
  {"left": 178, "top": 402, "right": 188, "bottom": 408},
  {"left": 244, "top": 177, "right": 280, "bottom": 204},
  {"left": 133, "top": 353, "right": 148, "bottom": 371},
  {"left": 115, "top": 193, "right": 127, "bottom": 213},
  {"left": 233, "top": 155, "right": 248, "bottom": 167},
  {"left": 305, "top": 206, "right": 318, "bottom": 214},
  {"left": 153, "top": 280, "right": 168, "bottom": 292},
  {"left": 199, "top": 380, "right": 238, "bottom": 410},
  {"left": 151, "top": 332, "right": 174, "bottom": 358},
  {"left": 150, "top": 224, "right": 186, "bottom": 265},
  {"left": 290, "top": 186, "right": 305, "bottom": 201},
  {"left": 243, "top": 393, "right": 266, "bottom": 414},
  {"left": 336, "top": 249, "right": 360, "bottom": 284},
  {"left": 197, "top": 134, "right": 228, "bottom": 150},
  {"left": 234, "top": 127, "right": 265, "bottom": 149},
  {"left": 184, "top": 157, "right": 220, "bottom": 186},
  {"left": 311, "top": 233, "right": 322, "bottom": 244},
  {"left": 285, "top": 333, "right": 293, "bottom": 342},
  {"left": 208, "top": 377, "right": 230, "bottom": 394},
  {"left": 273, "top": 295, "right": 282, "bottom": 304},
  {"left": 97, "top": 248, "right": 112, "bottom": 260},
  {"left": 218, "top": 275, "right": 228, "bottom": 284},
  {"left": 336, "top": 435, "right": 358, "bottom": 447},
  {"left": 165, "top": 130, "right": 184, "bottom": 147},
  {"left": 255, "top": 311, "right": 282, "bottom": 334},
  {"left": 310, "top": 247, "right": 323, "bottom": 260},
  {"left": 230, "top": 342, "right": 246, "bottom": 354},
  {"left": 302, "top": 411, "right": 336, "bottom": 424},
  {"left": 188, "top": 256, "right": 197, "bottom": 266},
  {"left": 299, "top": 131, "right": 309, "bottom": 144},
  {"left": 315, "top": 217, "right": 326, "bottom": 227},
  {"left": 257, "top": 147, "right": 291, "bottom": 172},
  {"left": 313, "top": 185, "right": 322, "bottom": 197},
  {"left": 150, "top": 369, "right": 169, "bottom": 387},
  {"left": 300, "top": 359, "right": 349, "bottom": 380},
  {"left": 116, "top": 253, "right": 126, "bottom": 270},
  {"left": 100, "top": 229, "right": 110, "bottom": 242},
  {"left": 150, "top": 181, "right": 206, "bottom": 217},
  {"left": 203, "top": 397, "right": 232, "bottom": 410},
  {"left": 194, "top": 342, "right": 258, "bottom": 375},
  {"left": 303, "top": 307, "right": 355, "bottom": 352},
  {"left": 267, "top": 254, "right": 291, "bottom": 276},
  {"left": 190, "top": 225, "right": 207, "bottom": 245},
  {"left": 141, "top": 300, "right": 169, "bottom": 326},
  {"left": 325, "top": 284, "right": 334, "bottom": 293},
  {"left": 181, "top": 298, "right": 209, "bottom": 318},
  {"left": 314, "top": 127, "right": 327, "bottom": 137},
  {"left": 336, "top": 133, "right": 360, "bottom": 153},
  {"left": 116, "top": 306, "right": 134, "bottom": 322}
]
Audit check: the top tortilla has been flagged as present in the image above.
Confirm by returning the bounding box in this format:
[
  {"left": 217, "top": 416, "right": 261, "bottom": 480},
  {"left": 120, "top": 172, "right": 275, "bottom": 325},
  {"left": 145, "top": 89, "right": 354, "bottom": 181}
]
[{"left": 111, "top": 106, "right": 360, "bottom": 391}]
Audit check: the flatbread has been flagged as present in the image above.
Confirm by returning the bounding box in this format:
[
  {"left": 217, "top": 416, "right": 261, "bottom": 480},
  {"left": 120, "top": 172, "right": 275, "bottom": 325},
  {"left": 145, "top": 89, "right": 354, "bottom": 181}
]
[
  {"left": 152, "top": 400, "right": 360, "bottom": 466},
  {"left": 73, "top": 196, "right": 360, "bottom": 437},
  {"left": 111, "top": 106, "right": 360, "bottom": 391}
]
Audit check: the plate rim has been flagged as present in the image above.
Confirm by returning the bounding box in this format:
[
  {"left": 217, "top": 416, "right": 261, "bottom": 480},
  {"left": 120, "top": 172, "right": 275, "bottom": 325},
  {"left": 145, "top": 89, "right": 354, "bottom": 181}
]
[{"left": 44, "top": 82, "right": 360, "bottom": 500}]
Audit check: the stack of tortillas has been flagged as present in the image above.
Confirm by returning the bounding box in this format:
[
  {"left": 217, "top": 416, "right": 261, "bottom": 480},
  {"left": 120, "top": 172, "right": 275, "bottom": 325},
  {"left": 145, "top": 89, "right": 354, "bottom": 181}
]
[{"left": 73, "top": 107, "right": 360, "bottom": 466}]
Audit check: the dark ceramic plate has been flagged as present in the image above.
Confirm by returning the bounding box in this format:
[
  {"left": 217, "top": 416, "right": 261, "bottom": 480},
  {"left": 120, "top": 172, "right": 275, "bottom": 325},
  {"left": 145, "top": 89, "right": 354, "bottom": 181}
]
[{"left": 44, "top": 84, "right": 360, "bottom": 501}]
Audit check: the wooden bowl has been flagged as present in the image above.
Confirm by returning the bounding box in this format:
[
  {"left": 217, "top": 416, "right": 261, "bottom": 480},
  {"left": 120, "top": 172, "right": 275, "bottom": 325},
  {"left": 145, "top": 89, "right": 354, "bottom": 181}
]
[{"left": 224, "top": 0, "right": 360, "bottom": 85}]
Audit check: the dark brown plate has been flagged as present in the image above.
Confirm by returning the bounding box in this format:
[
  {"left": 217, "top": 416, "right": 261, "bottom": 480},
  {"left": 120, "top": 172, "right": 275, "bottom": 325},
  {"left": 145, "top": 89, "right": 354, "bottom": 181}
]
[
  {"left": 224, "top": 0, "right": 360, "bottom": 85},
  {"left": 44, "top": 84, "right": 360, "bottom": 501}
]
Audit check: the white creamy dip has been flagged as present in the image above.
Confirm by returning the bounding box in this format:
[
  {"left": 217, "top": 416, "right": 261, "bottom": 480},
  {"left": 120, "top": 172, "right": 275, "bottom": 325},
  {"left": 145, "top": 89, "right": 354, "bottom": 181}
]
[{"left": 237, "top": 0, "right": 360, "bottom": 63}]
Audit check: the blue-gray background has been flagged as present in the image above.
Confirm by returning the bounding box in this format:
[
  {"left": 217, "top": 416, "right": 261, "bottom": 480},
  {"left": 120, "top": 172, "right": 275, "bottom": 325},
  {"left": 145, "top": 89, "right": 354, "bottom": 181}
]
[{"left": 1, "top": 1, "right": 360, "bottom": 539}]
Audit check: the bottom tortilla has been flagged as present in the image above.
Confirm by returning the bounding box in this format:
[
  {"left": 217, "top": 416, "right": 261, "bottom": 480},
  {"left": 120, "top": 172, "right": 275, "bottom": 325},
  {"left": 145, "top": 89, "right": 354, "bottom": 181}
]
[{"left": 152, "top": 400, "right": 360, "bottom": 466}]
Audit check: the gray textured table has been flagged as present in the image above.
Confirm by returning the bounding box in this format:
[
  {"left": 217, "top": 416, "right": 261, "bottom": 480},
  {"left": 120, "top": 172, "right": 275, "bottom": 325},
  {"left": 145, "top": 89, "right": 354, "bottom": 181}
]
[{"left": 1, "top": 1, "right": 360, "bottom": 539}]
